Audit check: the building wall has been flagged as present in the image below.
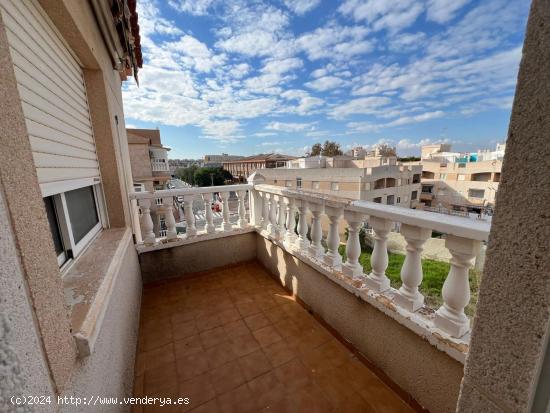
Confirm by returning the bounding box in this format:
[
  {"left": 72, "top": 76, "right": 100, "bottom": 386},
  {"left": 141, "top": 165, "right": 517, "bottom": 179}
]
[
  {"left": 128, "top": 142, "right": 153, "bottom": 181},
  {"left": 457, "top": 1, "right": 550, "bottom": 411},
  {"left": 256, "top": 236, "right": 464, "bottom": 413}
]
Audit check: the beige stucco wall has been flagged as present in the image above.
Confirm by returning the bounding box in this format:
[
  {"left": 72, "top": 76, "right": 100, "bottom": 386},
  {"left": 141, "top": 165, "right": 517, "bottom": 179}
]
[
  {"left": 128, "top": 142, "right": 154, "bottom": 181},
  {"left": 457, "top": 1, "right": 550, "bottom": 412},
  {"left": 138, "top": 232, "right": 258, "bottom": 283},
  {"left": 256, "top": 236, "right": 464, "bottom": 413}
]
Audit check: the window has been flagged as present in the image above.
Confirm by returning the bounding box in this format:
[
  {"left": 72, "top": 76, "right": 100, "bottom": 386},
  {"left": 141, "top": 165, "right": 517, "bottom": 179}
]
[
  {"left": 458, "top": 163, "right": 466, "bottom": 168},
  {"left": 468, "top": 189, "right": 485, "bottom": 198},
  {"left": 411, "top": 190, "right": 418, "bottom": 200},
  {"left": 330, "top": 182, "right": 339, "bottom": 191},
  {"left": 273, "top": 179, "right": 278, "bottom": 184},
  {"left": 285, "top": 180, "right": 293, "bottom": 187},
  {"left": 312, "top": 181, "right": 320, "bottom": 190},
  {"left": 412, "top": 174, "right": 421, "bottom": 183},
  {"left": 373, "top": 197, "right": 382, "bottom": 203},
  {"left": 296, "top": 178, "right": 302, "bottom": 188},
  {"left": 43, "top": 185, "right": 103, "bottom": 267},
  {"left": 386, "top": 195, "right": 395, "bottom": 205},
  {"left": 397, "top": 196, "right": 401, "bottom": 204},
  {"left": 440, "top": 173, "right": 447, "bottom": 180}
]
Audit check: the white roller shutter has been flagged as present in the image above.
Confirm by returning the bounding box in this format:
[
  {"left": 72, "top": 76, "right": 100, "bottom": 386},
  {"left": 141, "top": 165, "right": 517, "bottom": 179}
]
[{"left": 0, "top": 0, "right": 100, "bottom": 196}]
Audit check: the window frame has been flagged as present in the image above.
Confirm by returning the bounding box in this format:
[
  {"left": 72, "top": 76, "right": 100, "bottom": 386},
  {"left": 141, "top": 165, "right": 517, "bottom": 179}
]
[{"left": 45, "top": 184, "right": 105, "bottom": 269}]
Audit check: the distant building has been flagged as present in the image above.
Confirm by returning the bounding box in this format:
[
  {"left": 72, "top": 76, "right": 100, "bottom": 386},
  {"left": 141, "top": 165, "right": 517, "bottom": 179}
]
[
  {"left": 204, "top": 153, "right": 244, "bottom": 167},
  {"left": 223, "top": 153, "right": 296, "bottom": 182},
  {"left": 169, "top": 158, "right": 203, "bottom": 174},
  {"left": 127, "top": 128, "right": 171, "bottom": 191},
  {"left": 416, "top": 143, "right": 505, "bottom": 211},
  {"left": 259, "top": 154, "right": 422, "bottom": 208}
]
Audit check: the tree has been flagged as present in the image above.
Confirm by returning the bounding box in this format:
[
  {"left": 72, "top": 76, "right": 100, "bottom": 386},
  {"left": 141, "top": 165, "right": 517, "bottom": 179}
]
[
  {"left": 309, "top": 143, "right": 322, "bottom": 156},
  {"left": 193, "top": 167, "right": 233, "bottom": 187},
  {"left": 321, "top": 140, "right": 343, "bottom": 156},
  {"left": 175, "top": 165, "right": 198, "bottom": 185}
]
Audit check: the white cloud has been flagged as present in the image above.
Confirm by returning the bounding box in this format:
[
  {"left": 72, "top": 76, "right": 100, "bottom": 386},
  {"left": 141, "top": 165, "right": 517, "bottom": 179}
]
[
  {"left": 166, "top": 35, "right": 225, "bottom": 72},
  {"left": 388, "top": 32, "right": 427, "bottom": 52},
  {"left": 426, "top": 0, "right": 471, "bottom": 24},
  {"left": 331, "top": 96, "right": 392, "bottom": 119},
  {"left": 265, "top": 122, "right": 316, "bottom": 132},
  {"left": 339, "top": 0, "right": 424, "bottom": 33},
  {"left": 386, "top": 110, "right": 445, "bottom": 126},
  {"left": 305, "top": 76, "right": 349, "bottom": 92},
  {"left": 168, "top": 0, "right": 215, "bottom": 16},
  {"left": 284, "top": 0, "right": 320, "bottom": 15}
]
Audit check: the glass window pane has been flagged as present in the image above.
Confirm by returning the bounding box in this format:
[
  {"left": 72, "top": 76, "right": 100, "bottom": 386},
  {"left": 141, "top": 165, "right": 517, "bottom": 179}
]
[
  {"left": 44, "top": 196, "right": 64, "bottom": 256},
  {"left": 65, "top": 186, "right": 99, "bottom": 244}
]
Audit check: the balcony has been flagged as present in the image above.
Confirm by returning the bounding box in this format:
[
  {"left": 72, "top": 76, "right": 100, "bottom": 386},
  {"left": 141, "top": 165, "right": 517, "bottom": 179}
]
[
  {"left": 151, "top": 158, "right": 171, "bottom": 176},
  {"left": 128, "top": 174, "right": 490, "bottom": 412}
]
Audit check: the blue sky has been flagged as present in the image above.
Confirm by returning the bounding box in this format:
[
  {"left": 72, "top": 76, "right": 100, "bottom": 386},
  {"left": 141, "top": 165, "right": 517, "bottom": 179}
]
[{"left": 122, "top": 0, "right": 530, "bottom": 159}]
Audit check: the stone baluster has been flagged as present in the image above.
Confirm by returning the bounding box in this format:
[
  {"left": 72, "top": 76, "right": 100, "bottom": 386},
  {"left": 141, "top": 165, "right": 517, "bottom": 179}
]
[
  {"left": 220, "top": 191, "right": 232, "bottom": 231},
  {"left": 236, "top": 190, "right": 247, "bottom": 228},
  {"left": 308, "top": 202, "right": 324, "bottom": 258},
  {"left": 295, "top": 200, "right": 310, "bottom": 251},
  {"left": 276, "top": 195, "right": 286, "bottom": 240},
  {"left": 342, "top": 211, "right": 365, "bottom": 279},
  {"left": 323, "top": 205, "right": 343, "bottom": 268},
  {"left": 131, "top": 198, "right": 142, "bottom": 244},
  {"left": 138, "top": 198, "right": 155, "bottom": 245},
  {"left": 434, "top": 235, "right": 479, "bottom": 338},
  {"left": 283, "top": 197, "right": 297, "bottom": 246},
  {"left": 364, "top": 217, "right": 392, "bottom": 292},
  {"left": 162, "top": 197, "right": 178, "bottom": 241},
  {"left": 183, "top": 195, "right": 197, "bottom": 237},
  {"left": 394, "top": 224, "right": 431, "bottom": 311},
  {"left": 261, "top": 192, "right": 270, "bottom": 230},
  {"left": 267, "top": 193, "right": 278, "bottom": 237},
  {"left": 247, "top": 172, "right": 265, "bottom": 227},
  {"left": 202, "top": 193, "right": 215, "bottom": 234}
]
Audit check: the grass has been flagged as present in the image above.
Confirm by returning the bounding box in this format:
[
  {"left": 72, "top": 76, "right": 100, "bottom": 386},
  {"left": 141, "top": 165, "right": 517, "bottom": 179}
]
[{"left": 338, "top": 245, "right": 480, "bottom": 316}]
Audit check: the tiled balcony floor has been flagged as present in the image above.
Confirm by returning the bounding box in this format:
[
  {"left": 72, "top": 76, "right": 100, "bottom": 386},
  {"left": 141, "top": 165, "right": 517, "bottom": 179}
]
[{"left": 133, "top": 261, "right": 415, "bottom": 413}]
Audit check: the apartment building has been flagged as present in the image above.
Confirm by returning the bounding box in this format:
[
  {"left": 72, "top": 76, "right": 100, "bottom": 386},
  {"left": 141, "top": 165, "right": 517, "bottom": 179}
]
[
  {"left": 418, "top": 143, "right": 503, "bottom": 211},
  {"left": 261, "top": 154, "right": 423, "bottom": 208},
  {"left": 127, "top": 128, "right": 171, "bottom": 191},
  {"left": 203, "top": 152, "right": 244, "bottom": 167},
  {"left": 223, "top": 153, "right": 296, "bottom": 182},
  {"left": 168, "top": 158, "right": 203, "bottom": 174}
]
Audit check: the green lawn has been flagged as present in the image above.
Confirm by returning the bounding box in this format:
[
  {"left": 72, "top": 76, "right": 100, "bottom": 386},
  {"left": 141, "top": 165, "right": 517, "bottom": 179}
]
[{"left": 338, "top": 245, "right": 480, "bottom": 316}]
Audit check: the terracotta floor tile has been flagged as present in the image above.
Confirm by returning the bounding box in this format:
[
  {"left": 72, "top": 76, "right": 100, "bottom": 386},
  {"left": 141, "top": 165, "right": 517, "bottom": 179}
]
[
  {"left": 263, "top": 305, "right": 287, "bottom": 324},
  {"left": 196, "top": 314, "right": 224, "bottom": 333},
  {"left": 205, "top": 341, "right": 238, "bottom": 369},
  {"left": 229, "top": 333, "right": 261, "bottom": 357},
  {"left": 218, "top": 308, "right": 241, "bottom": 325},
  {"left": 137, "top": 343, "right": 175, "bottom": 376},
  {"left": 332, "top": 392, "right": 377, "bottom": 413},
  {"left": 173, "top": 320, "right": 198, "bottom": 341},
  {"left": 216, "top": 383, "right": 257, "bottom": 413},
  {"left": 237, "top": 349, "right": 272, "bottom": 381},
  {"left": 144, "top": 363, "right": 178, "bottom": 396},
  {"left": 262, "top": 339, "right": 299, "bottom": 367},
  {"left": 222, "top": 319, "right": 250, "bottom": 339},
  {"left": 141, "top": 325, "right": 173, "bottom": 352},
  {"left": 243, "top": 312, "right": 271, "bottom": 331},
  {"left": 253, "top": 325, "right": 283, "bottom": 348},
  {"left": 273, "top": 318, "right": 303, "bottom": 339},
  {"left": 171, "top": 311, "right": 196, "bottom": 326},
  {"left": 247, "top": 371, "right": 286, "bottom": 410},
  {"left": 274, "top": 359, "right": 312, "bottom": 391},
  {"left": 199, "top": 326, "right": 226, "bottom": 349},
  {"left": 174, "top": 335, "right": 204, "bottom": 360},
  {"left": 177, "top": 351, "right": 210, "bottom": 381},
  {"left": 209, "top": 360, "right": 246, "bottom": 395},
  {"left": 311, "top": 368, "right": 357, "bottom": 408},
  {"left": 180, "top": 373, "right": 216, "bottom": 413},
  {"left": 188, "top": 399, "right": 220, "bottom": 413},
  {"left": 284, "top": 384, "right": 333, "bottom": 413},
  {"left": 236, "top": 300, "right": 262, "bottom": 317}
]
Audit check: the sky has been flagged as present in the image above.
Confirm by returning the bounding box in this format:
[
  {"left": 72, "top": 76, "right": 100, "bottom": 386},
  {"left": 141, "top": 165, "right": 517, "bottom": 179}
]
[{"left": 121, "top": 0, "right": 530, "bottom": 159}]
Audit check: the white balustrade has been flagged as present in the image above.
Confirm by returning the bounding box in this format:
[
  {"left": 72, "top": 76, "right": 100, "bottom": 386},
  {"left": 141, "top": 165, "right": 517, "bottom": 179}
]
[
  {"left": 276, "top": 195, "right": 286, "bottom": 240},
  {"left": 434, "top": 235, "right": 480, "bottom": 337},
  {"left": 161, "top": 197, "right": 177, "bottom": 241},
  {"left": 138, "top": 198, "right": 155, "bottom": 245},
  {"left": 283, "top": 197, "right": 297, "bottom": 246},
  {"left": 220, "top": 191, "right": 232, "bottom": 231},
  {"left": 394, "top": 224, "right": 431, "bottom": 311},
  {"left": 267, "top": 193, "right": 278, "bottom": 237},
  {"left": 323, "top": 205, "right": 343, "bottom": 268},
  {"left": 295, "top": 200, "right": 310, "bottom": 251},
  {"left": 308, "top": 202, "right": 324, "bottom": 258},
  {"left": 364, "top": 217, "right": 392, "bottom": 292},
  {"left": 183, "top": 196, "right": 197, "bottom": 237},
  {"left": 202, "top": 193, "right": 215, "bottom": 234},
  {"left": 342, "top": 210, "right": 365, "bottom": 280},
  {"left": 237, "top": 190, "right": 247, "bottom": 228},
  {"left": 261, "top": 192, "right": 270, "bottom": 230}
]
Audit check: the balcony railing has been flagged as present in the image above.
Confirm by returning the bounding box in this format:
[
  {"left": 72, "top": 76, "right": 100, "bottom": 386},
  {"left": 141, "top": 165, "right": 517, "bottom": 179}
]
[
  {"left": 150, "top": 158, "right": 170, "bottom": 172},
  {"left": 128, "top": 182, "right": 490, "bottom": 356}
]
